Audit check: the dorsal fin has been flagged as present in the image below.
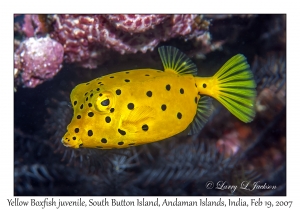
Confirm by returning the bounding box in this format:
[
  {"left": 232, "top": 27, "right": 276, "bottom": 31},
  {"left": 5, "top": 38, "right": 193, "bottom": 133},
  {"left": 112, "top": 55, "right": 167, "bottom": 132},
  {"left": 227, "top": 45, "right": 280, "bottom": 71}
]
[
  {"left": 188, "top": 96, "right": 213, "bottom": 135},
  {"left": 158, "top": 46, "right": 198, "bottom": 76}
]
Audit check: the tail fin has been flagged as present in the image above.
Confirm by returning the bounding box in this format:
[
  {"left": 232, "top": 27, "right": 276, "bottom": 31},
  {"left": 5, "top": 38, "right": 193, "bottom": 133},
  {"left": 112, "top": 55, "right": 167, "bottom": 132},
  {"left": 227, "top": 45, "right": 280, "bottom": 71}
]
[{"left": 197, "top": 54, "right": 256, "bottom": 123}]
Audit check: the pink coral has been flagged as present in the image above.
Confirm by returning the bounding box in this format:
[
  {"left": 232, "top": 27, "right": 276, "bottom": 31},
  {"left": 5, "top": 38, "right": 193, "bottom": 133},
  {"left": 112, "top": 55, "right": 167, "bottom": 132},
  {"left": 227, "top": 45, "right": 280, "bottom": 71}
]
[
  {"left": 104, "top": 15, "right": 170, "bottom": 33},
  {"left": 50, "top": 14, "right": 209, "bottom": 68},
  {"left": 216, "top": 123, "right": 252, "bottom": 158},
  {"left": 22, "top": 15, "right": 48, "bottom": 37},
  {"left": 14, "top": 36, "right": 64, "bottom": 88},
  {"left": 14, "top": 14, "right": 212, "bottom": 87},
  {"left": 216, "top": 131, "right": 241, "bottom": 158}
]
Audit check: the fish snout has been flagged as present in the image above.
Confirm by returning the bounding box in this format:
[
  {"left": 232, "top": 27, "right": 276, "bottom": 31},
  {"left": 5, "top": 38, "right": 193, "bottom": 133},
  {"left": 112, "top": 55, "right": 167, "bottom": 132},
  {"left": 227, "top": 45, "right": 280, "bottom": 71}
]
[{"left": 61, "top": 132, "right": 81, "bottom": 149}]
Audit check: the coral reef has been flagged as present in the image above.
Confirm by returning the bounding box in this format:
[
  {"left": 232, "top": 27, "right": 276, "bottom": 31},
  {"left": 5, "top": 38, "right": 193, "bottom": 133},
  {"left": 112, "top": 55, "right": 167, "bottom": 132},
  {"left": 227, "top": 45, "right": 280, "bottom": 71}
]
[
  {"left": 49, "top": 14, "right": 210, "bottom": 68},
  {"left": 14, "top": 14, "right": 213, "bottom": 87},
  {"left": 104, "top": 15, "right": 170, "bottom": 33},
  {"left": 22, "top": 14, "right": 50, "bottom": 37},
  {"left": 14, "top": 36, "right": 64, "bottom": 88},
  {"left": 14, "top": 14, "right": 286, "bottom": 196}
]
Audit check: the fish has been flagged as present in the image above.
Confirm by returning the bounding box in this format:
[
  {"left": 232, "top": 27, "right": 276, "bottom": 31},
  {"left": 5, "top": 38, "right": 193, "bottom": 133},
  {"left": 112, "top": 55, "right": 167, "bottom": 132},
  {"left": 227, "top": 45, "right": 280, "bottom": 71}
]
[{"left": 61, "top": 46, "right": 256, "bottom": 149}]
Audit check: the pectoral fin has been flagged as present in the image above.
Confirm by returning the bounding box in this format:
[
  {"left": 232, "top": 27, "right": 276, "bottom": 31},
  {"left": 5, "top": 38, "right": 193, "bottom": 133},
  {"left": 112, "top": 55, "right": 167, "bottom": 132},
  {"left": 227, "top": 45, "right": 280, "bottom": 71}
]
[{"left": 120, "top": 106, "right": 156, "bottom": 133}]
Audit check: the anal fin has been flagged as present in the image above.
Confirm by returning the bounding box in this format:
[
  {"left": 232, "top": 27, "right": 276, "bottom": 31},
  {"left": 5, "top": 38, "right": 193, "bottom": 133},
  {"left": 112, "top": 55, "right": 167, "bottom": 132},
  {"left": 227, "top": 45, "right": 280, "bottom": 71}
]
[{"left": 188, "top": 96, "right": 213, "bottom": 135}]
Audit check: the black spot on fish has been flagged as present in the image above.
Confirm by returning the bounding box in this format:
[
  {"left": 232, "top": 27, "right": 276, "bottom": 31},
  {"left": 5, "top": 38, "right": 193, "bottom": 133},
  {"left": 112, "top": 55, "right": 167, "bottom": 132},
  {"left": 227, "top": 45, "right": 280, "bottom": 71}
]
[
  {"left": 79, "top": 143, "right": 83, "bottom": 147},
  {"left": 203, "top": 83, "right": 207, "bottom": 88},
  {"left": 74, "top": 101, "right": 77, "bottom": 106},
  {"left": 110, "top": 108, "right": 115, "bottom": 113},
  {"left": 116, "top": 89, "right": 121, "bottom": 95},
  {"left": 73, "top": 137, "right": 76, "bottom": 140},
  {"left": 86, "top": 97, "right": 88, "bottom": 101},
  {"left": 105, "top": 116, "right": 111, "bottom": 123},
  {"left": 166, "top": 84, "right": 171, "bottom": 91},
  {"left": 118, "top": 129, "right": 126, "bottom": 135},
  {"left": 195, "top": 83, "right": 197, "bottom": 87},
  {"left": 88, "top": 112, "right": 94, "bottom": 117},
  {"left": 125, "top": 79, "right": 130, "bottom": 82},
  {"left": 85, "top": 92, "right": 88, "bottom": 96},
  {"left": 195, "top": 97, "right": 198, "bottom": 104},
  {"left": 127, "top": 103, "right": 134, "bottom": 110},
  {"left": 110, "top": 76, "right": 114, "bottom": 78},
  {"left": 86, "top": 83, "right": 90, "bottom": 85},
  {"left": 101, "top": 138, "right": 107, "bottom": 143},
  {"left": 80, "top": 104, "right": 84, "bottom": 109},
  {"left": 145, "top": 74, "right": 150, "bottom": 76},
  {"left": 101, "top": 99, "right": 110, "bottom": 106},
  {"left": 161, "top": 104, "right": 167, "bottom": 111},
  {"left": 180, "top": 88, "right": 184, "bottom": 94},
  {"left": 99, "top": 93, "right": 103, "bottom": 97},
  {"left": 77, "top": 115, "right": 81, "bottom": 119},
  {"left": 88, "top": 130, "right": 93, "bottom": 136},
  {"left": 118, "top": 142, "right": 124, "bottom": 145},
  {"left": 146, "top": 91, "right": 152, "bottom": 97},
  {"left": 75, "top": 128, "right": 79, "bottom": 133},
  {"left": 98, "top": 82, "right": 102, "bottom": 85},
  {"left": 125, "top": 71, "right": 129, "bottom": 74},
  {"left": 177, "top": 112, "right": 182, "bottom": 119},
  {"left": 90, "top": 93, "right": 93, "bottom": 98},
  {"left": 88, "top": 103, "right": 92, "bottom": 107},
  {"left": 142, "top": 124, "right": 149, "bottom": 131},
  {"left": 96, "top": 88, "right": 100, "bottom": 91}
]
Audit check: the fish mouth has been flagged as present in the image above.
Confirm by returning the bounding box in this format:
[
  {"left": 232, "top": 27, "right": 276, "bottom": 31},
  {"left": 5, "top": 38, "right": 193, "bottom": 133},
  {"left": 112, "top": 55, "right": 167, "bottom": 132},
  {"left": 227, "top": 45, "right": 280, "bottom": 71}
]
[
  {"left": 61, "top": 132, "right": 83, "bottom": 149},
  {"left": 61, "top": 138, "right": 72, "bottom": 147},
  {"left": 61, "top": 138, "right": 71, "bottom": 147}
]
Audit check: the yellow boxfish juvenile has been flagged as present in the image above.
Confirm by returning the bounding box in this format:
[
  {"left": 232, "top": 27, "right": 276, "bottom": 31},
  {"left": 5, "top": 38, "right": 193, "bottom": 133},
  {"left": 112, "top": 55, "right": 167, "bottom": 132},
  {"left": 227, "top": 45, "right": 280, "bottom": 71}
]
[{"left": 62, "top": 46, "right": 256, "bottom": 149}]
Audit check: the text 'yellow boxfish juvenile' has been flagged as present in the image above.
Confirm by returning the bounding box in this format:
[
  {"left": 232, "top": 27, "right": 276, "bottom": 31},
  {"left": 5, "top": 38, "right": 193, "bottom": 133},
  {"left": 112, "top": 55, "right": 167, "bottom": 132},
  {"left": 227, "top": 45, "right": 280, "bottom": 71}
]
[{"left": 62, "top": 46, "right": 256, "bottom": 149}]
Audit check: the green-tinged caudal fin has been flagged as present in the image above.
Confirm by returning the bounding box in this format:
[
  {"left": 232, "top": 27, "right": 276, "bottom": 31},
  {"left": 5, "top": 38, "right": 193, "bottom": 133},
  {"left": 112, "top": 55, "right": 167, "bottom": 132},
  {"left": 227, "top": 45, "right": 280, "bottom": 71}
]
[
  {"left": 197, "top": 54, "right": 256, "bottom": 123},
  {"left": 158, "top": 46, "right": 198, "bottom": 75}
]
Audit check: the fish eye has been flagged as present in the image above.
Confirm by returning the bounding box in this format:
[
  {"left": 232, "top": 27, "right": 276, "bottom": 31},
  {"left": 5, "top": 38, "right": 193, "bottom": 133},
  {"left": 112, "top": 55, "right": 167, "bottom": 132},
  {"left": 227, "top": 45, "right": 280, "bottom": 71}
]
[
  {"left": 101, "top": 99, "right": 110, "bottom": 106},
  {"left": 95, "top": 91, "right": 114, "bottom": 113}
]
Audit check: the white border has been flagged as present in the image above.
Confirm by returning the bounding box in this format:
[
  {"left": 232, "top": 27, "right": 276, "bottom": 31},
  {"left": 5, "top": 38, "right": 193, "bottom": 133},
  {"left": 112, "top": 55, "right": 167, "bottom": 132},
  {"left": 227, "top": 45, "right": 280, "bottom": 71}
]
[{"left": 2, "top": 0, "right": 298, "bottom": 209}]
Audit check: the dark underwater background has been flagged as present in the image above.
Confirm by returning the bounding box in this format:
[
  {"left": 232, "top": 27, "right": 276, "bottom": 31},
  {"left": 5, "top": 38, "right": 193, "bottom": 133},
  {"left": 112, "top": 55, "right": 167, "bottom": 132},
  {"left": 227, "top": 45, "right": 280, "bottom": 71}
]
[{"left": 14, "top": 14, "right": 286, "bottom": 196}]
